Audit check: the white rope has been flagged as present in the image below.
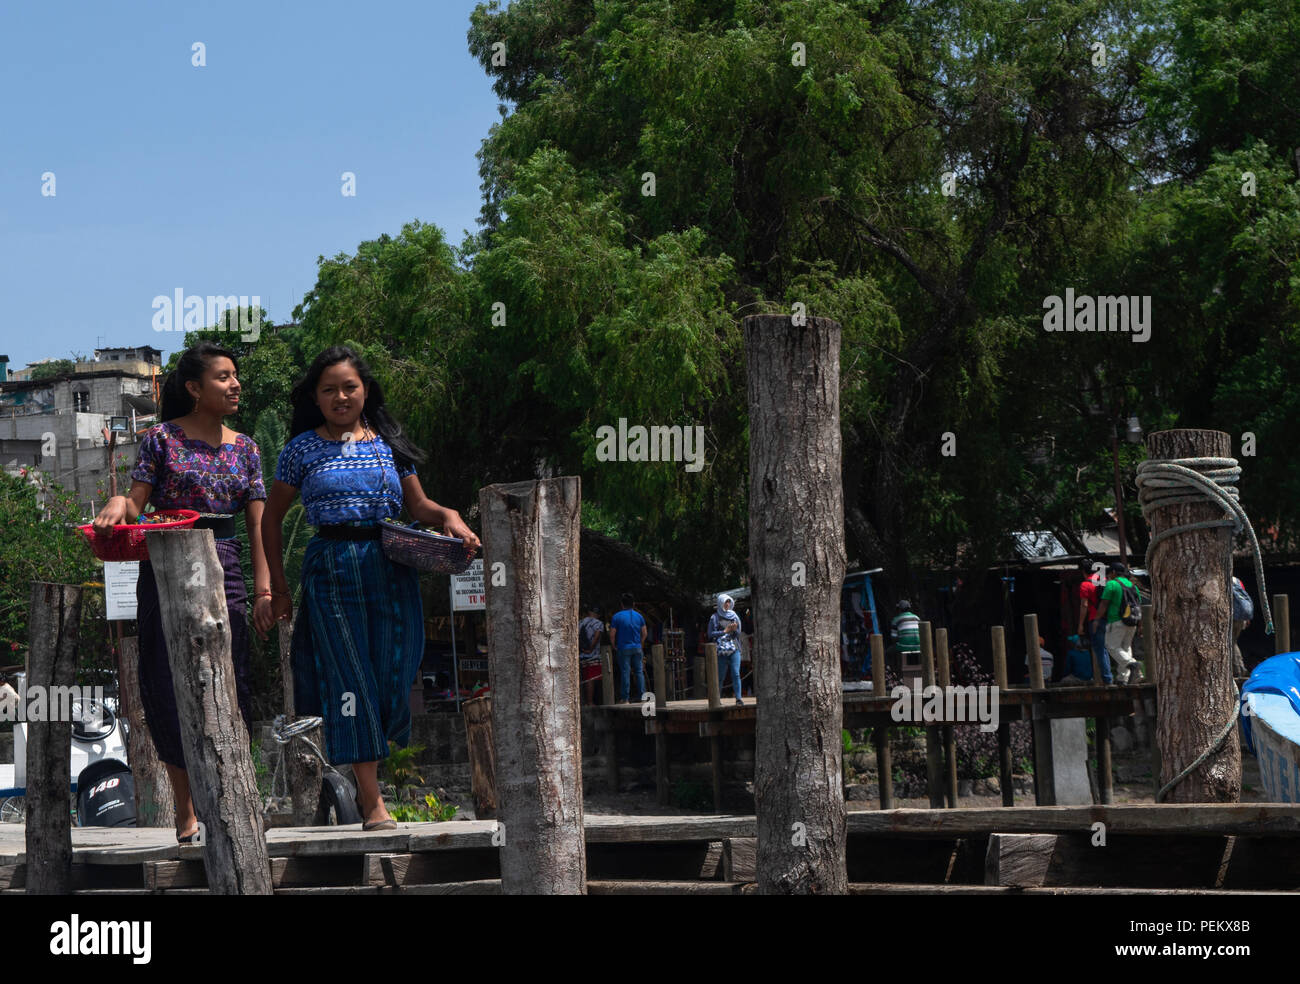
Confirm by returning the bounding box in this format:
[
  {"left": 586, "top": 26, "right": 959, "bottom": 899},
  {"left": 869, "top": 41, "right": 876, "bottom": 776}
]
[
  {"left": 268, "top": 714, "right": 326, "bottom": 803},
  {"left": 1134, "top": 454, "right": 1272, "bottom": 801}
]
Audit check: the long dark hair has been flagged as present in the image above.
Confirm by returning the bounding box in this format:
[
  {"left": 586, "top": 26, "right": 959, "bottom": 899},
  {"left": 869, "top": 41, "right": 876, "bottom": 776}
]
[
  {"left": 160, "top": 342, "right": 239, "bottom": 422},
  {"left": 289, "top": 346, "right": 426, "bottom": 472}
]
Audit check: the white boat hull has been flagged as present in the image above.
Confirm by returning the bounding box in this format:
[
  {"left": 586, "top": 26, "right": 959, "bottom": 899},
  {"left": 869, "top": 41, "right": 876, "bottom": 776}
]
[{"left": 1244, "top": 692, "right": 1300, "bottom": 804}]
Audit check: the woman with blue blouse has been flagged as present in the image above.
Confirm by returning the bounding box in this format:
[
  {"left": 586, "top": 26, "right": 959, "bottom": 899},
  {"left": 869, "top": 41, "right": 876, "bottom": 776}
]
[{"left": 257, "top": 347, "right": 479, "bottom": 830}]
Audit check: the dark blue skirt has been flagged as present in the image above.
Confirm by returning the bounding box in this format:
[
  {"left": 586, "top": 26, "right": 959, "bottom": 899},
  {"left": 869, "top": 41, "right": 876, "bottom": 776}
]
[
  {"left": 290, "top": 536, "right": 425, "bottom": 764},
  {"left": 135, "top": 538, "right": 254, "bottom": 769}
]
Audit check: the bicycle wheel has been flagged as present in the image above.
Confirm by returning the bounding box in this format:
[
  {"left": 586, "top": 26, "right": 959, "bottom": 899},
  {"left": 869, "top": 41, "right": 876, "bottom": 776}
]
[{"left": 0, "top": 796, "right": 25, "bottom": 823}]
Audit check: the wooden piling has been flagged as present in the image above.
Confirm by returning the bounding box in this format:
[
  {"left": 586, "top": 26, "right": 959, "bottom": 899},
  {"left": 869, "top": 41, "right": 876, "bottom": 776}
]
[
  {"left": 935, "top": 628, "right": 958, "bottom": 807},
  {"left": 1025, "top": 613, "right": 1055, "bottom": 806},
  {"left": 1145, "top": 429, "right": 1240, "bottom": 802},
  {"left": 746, "top": 311, "right": 847, "bottom": 894},
  {"left": 920, "top": 622, "right": 944, "bottom": 809},
  {"left": 118, "top": 634, "right": 174, "bottom": 827},
  {"left": 146, "top": 530, "right": 272, "bottom": 894},
  {"left": 462, "top": 696, "right": 497, "bottom": 820},
  {"left": 653, "top": 643, "right": 667, "bottom": 710},
  {"left": 705, "top": 642, "right": 721, "bottom": 710},
  {"left": 1274, "top": 594, "right": 1291, "bottom": 654},
  {"left": 600, "top": 646, "right": 615, "bottom": 706},
  {"left": 1141, "top": 602, "right": 1158, "bottom": 799},
  {"left": 479, "top": 477, "right": 586, "bottom": 893},
  {"left": 24, "top": 582, "right": 81, "bottom": 895},
  {"left": 278, "top": 619, "right": 322, "bottom": 827},
  {"left": 870, "top": 633, "right": 893, "bottom": 810},
  {"left": 653, "top": 643, "right": 670, "bottom": 806},
  {"left": 992, "top": 625, "right": 1013, "bottom": 806}
]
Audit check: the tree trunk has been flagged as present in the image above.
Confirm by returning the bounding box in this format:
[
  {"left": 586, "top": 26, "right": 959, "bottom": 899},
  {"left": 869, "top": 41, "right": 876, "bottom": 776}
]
[
  {"left": 479, "top": 477, "right": 585, "bottom": 894},
  {"left": 24, "top": 582, "right": 81, "bottom": 895},
  {"left": 278, "top": 618, "right": 322, "bottom": 826},
  {"left": 119, "top": 634, "right": 175, "bottom": 826},
  {"left": 463, "top": 695, "right": 498, "bottom": 820},
  {"left": 1145, "top": 429, "right": 1240, "bottom": 802},
  {"left": 147, "top": 529, "right": 272, "bottom": 893},
  {"left": 746, "top": 313, "right": 848, "bottom": 895}
]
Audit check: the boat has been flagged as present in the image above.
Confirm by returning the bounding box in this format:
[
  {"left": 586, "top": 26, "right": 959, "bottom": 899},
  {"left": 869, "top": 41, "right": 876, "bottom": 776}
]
[{"left": 1240, "top": 652, "right": 1300, "bottom": 803}]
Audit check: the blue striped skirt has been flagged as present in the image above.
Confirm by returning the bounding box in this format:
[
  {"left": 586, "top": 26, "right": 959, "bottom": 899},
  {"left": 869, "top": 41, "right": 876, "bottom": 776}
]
[{"left": 290, "top": 535, "right": 425, "bottom": 764}]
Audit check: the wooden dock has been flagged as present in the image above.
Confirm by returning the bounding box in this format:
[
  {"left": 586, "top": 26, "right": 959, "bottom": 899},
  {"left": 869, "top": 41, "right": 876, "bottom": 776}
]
[
  {"left": 3, "top": 805, "right": 1297, "bottom": 893},
  {"left": 596, "top": 684, "right": 1157, "bottom": 810}
]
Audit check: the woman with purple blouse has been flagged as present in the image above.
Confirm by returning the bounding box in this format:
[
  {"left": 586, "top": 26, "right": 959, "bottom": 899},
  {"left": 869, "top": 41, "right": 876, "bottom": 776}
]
[{"left": 93, "top": 342, "right": 270, "bottom": 843}]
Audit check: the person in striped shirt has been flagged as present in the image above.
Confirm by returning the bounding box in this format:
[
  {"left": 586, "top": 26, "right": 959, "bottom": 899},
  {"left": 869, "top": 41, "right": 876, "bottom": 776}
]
[{"left": 890, "top": 601, "right": 921, "bottom": 671}]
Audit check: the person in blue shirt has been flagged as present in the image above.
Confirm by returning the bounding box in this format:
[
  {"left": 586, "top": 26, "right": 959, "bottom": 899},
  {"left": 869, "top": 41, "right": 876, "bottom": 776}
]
[
  {"left": 262, "top": 346, "right": 479, "bottom": 831},
  {"left": 609, "top": 593, "right": 647, "bottom": 703}
]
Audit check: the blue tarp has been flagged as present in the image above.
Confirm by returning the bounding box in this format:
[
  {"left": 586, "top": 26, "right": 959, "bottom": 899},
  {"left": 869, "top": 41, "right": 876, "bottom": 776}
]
[{"left": 1240, "top": 651, "right": 1300, "bottom": 755}]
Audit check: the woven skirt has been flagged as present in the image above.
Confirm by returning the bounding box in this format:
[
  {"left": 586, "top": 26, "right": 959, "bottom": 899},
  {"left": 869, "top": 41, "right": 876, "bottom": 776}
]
[
  {"left": 290, "top": 536, "right": 425, "bottom": 764},
  {"left": 135, "top": 538, "right": 254, "bottom": 769}
]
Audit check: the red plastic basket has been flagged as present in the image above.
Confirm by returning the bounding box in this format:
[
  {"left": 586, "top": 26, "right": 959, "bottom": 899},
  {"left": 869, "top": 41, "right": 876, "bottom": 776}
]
[{"left": 78, "top": 509, "right": 200, "bottom": 562}]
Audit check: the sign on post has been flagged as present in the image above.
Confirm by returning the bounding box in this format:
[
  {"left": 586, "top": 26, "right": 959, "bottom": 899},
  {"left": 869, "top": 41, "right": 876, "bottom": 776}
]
[
  {"left": 451, "top": 559, "right": 485, "bottom": 611},
  {"left": 103, "top": 561, "right": 140, "bottom": 620}
]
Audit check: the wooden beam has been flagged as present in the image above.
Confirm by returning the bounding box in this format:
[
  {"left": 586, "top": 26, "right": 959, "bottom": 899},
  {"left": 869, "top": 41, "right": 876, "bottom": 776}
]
[
  {"left": 920, "top": 622, "right": 944, "bottom": 808},
  {"left": 24, "top": 582, "right": 81, "bottom": 895},
  {"left": 479, "top": 477, "right": 586, "bottom": 894},
  {"left": 462, "top": 696, "right": 497, "bottom": 820},
  {"left": 118, "top": 634, "right": 174, "bottom": 827},
  {"left": 870, "top": 633, "right": 893, "bottom": 810},
  {"left": 148, "top": 530, "right": 272, "bottom": 894}
]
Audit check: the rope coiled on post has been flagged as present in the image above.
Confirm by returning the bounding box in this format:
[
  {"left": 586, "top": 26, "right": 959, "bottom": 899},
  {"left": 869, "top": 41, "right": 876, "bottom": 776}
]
[
  {"left": 268, "top": 714, "right": 327, "bottom": 803},
  {"left": 1134, "top": 454, "right": 1272, "bottom": 802}
]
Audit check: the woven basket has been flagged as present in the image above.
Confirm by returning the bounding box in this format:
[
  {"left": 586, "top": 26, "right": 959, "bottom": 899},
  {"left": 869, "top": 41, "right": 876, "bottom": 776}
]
[
  {"left": 77, "top": 509, "right": 200, "bottom": 562},
  {"left": 380, "top": 519, "right": 474, "bottom": 575}
]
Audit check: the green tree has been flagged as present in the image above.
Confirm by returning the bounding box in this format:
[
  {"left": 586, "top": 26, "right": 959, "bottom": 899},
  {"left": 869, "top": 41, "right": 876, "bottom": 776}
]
[
  {"left": 29, "top": 359, "right": 75, "bottom": 381},
  {"left": 0, "top": 471, "right": 98, "bottom": 652}
]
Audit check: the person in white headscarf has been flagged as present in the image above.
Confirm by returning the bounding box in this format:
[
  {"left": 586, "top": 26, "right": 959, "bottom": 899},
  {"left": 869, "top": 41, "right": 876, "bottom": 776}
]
[{"left": 708, "top": 594, "right": 745, "bottom": 705}]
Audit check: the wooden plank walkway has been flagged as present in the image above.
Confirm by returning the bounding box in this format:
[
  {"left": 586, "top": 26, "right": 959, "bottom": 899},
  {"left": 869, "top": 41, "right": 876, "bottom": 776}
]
[{"left": 2, "top": 805, "right": 1296, "bottom": 893}]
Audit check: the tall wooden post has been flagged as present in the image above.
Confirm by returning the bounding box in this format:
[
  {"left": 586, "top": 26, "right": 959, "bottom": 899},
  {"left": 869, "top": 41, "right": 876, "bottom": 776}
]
[
  {"left": 705, "top": 642, "right": 721, "bottom": 709},
  {"left": 600, "top": 646, "right": 615, "bottom": 706},
  {"left": 1144, "top": 430, "right": 1241, "bottom": 802},
  {"left": 652, "top": 644, "right": 670, "bottom": 805},
  {"left": 1025, "top": 613, "right": 1055, "bottom": 805},
  {"left": 118, "top": 634, "right": 175, "bottom": 827},
  {"left": 652, "top": 643, "right": 667, "bottom": 709},
  {"left": 25, "top": 583, "right": 81, "bottom": 895},
  {"left": 936, "top": 627, "right": 958, "bottom": 806},
  {"left": 1274, "top": 595, "right": 1291, "bottom": 654},
  {"left": 1143, "top": 603, "right": 1162, "bottom": 797},
  {"left": 462, "top": 696, "right": 497, "bottom": 820},
  {"left": 147, "top": 530, "right": 272, "bottom": 894},
  {"left": 870, "top": 633, "right": 893, "bottom": 809},
  {"left": 920, "top": 622, "right": 944, "bottom": 808},
  {"left": 1087, "top": 617, "right": 1114, "bottom": 806},
  {"left": 747, "top": 313, "right": 847, "bottom": 894},
  {"left": 992, "top": 625, "right": 1013, "bottom": 806},
  {"left": 479, "top": 477, "right": 585, "bottom": 894}
]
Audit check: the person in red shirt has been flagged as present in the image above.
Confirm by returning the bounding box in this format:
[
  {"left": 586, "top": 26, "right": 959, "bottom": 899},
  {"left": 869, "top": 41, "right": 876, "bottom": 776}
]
[{"left": 1076, "top": 562, "right": 1112, "bottom": 684}]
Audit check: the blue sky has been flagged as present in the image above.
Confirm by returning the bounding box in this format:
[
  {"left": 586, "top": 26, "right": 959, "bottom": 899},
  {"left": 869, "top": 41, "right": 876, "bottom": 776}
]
[{"left": 0, "top": 0, "right": 508, "bottom": 370}]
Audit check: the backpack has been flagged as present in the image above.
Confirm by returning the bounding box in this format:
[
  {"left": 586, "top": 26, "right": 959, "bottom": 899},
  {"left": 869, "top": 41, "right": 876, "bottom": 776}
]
[
  {"left": 1231, "top": 580, "right": 1254, "bottom": 622},
  {"left": 580, "top": 618, "right": 601, "bottom": 653},
  {"left": 1120, "top": 579, "right": 1143, "bottom": 626}
]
